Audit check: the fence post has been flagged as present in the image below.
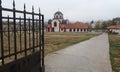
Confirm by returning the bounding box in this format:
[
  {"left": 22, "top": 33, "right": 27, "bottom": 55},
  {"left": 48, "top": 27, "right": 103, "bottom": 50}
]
[
  {"left": 13, "top": 0, "right": 17, "bottom": 60},
  {"left": 28, "top": 17, "right": 31, "bottom": 48},
  {"left": 32, "top": 6, "right": 35, "bottom": 53},
  {"left": 39, "top": 8, "right": 42, "bottom": 71},
  {"left": 24, "top": 4, "right": 27, "bottom": 56},
  {"left": 19, "top": 16, "right": 22, "bottom": 51},
  {"left": 0, "top": 0, "right": 4, "bottom": 65},
  {"left": 41, "top": 15, "right": 45, "bottom": 72},
  {"left": 7, "top": 16, "right": 11, "bottom": 56}
]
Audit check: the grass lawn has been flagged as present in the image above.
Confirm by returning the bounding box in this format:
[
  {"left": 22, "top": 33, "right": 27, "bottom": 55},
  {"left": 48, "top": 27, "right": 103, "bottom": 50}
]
[
  {"left": 0, "top": 32, "right": 100, "bottom": 65},
  {"left": 109, "top": 34, "right": 120, "bottom": 72},
  {"left": 44, "top": 32, "right": 100, "bottom": 55}
]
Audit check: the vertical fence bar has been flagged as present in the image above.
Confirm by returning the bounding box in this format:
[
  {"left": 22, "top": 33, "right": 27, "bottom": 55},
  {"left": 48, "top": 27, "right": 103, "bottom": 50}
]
[
  {"left": 28, "top": 18, "right": 31, "bottom": 49},
  {"left": 28, "top": 18, "right": 30, "bottom": 48},
  {"left": 35, "top": 18, "right": 38, "bottom": 46},
  {"left": 24, "top": 4, "right": 27, "bottom": 56},
  {"left": 41, "top": 15, "right": 45, "bottom": 72},
  {"left": 7, "top": 16, "right": 11, "bottom": 56},
  {"left": 13, "top": 0, "right": 17, "bottom": 60},
  {"left": 37, "top": 19, "right": 39, "bottom": 46},
  {"left": 38, "top": 8, "right": 42, "bottom": 71},
  {"left": 19, "top": 16, "right": 22, "bottom": 51},
  {"left": 32, "top": 6, "right": 35, "bottom": 53},
  {"left": 0, "top": 0, "right": 4, "bottom": 65}
]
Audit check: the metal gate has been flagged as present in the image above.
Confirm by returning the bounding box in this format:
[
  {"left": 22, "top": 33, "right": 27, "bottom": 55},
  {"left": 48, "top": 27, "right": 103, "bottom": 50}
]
[{"left": 0, "top": 0, "right": 44, "bottom": 72}]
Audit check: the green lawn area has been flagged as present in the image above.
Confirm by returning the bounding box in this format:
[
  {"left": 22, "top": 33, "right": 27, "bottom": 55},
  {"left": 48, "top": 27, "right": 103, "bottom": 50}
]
[
  {"left": 44, "top": 32, "right": 100, "bottom": 55},
  {"left": 109, "top": 34, "right": 120, "bottom": 72}
]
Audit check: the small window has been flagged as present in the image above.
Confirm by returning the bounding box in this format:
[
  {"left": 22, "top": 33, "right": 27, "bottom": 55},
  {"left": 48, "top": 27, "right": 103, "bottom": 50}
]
[
  {"left": 77, "top": 29, "right": 79, "bottom": 32},
  {"left": 56, "top": 16, "right": 58, "bottom": 18},
  {"left": 69, "top": 29, "right": 72, "bottom": 32},
  {"left": 81, "top": 29, "right": 82, "bottom": 32},
  {"left": 84, "top": 29, "right": 86, "bottom": 32},
  {"left": 60, "top": 16, "right": 61, "bottom": 18},
  {"left": 61, "top": 28, "right": 63, "bottom": 31},
  {"left": 73, "top": 29, "right": 75, "bottom": 32},
  {"left": 60, "top": 15, "right": 62, "bottom": 19},
  {"left": 54, "top": 22, "right": 57, "bottom": 27}
]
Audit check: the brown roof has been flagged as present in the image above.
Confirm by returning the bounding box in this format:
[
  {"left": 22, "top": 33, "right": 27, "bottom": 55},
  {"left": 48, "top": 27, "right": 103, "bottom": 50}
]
[
  {"left": 60, "top": 24, "right": 66, "bottom": 28},
  {"left": 46, "top": 22, "right": 89, "bottom": 29},
  {"left": 46, "top": 24, "right": 52, "bottom": 28},
  {"left": 66, "top": 22, "right": 88, "bottom": 29},
  {"left": 107, "top": 25, "right": 120, "bottom": 29}
]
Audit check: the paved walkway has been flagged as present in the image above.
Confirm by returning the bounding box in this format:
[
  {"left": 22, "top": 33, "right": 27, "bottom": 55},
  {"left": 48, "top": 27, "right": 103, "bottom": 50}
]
[{"left": 45, "top": 33, "right": 112, "bottom": 72}]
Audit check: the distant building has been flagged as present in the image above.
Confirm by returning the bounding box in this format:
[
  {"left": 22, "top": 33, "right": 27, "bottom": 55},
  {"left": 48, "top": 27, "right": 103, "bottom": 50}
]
[
  {"left": 46, "top": 11, "right": 89, "bottom": 32},
  {"left": 91, "top": 21, "right": 96, "bottom": 29},
  {"left": 107, "top": 25, "right": 120, "bottom": 34}
]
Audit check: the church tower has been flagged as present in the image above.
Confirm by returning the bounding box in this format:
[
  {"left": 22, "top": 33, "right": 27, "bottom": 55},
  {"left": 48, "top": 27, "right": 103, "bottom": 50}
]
[
  {"left": 47, "top": 11, "right": 69, "bottom": 32},
  {"left": 54, "top": 11, "right": 63, "bottom": 19}
]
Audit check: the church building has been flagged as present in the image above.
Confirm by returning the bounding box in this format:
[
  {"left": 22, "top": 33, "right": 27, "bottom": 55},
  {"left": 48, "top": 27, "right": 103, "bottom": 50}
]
[{"left": 46, "top": 11, "right": 89, "bottom": 32}]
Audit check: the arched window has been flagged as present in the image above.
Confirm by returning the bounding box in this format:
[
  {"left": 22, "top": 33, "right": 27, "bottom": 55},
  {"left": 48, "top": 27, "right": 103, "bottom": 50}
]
[
  {"left": 56, "top": 16, "right": 58, "bottom": 18},
  {"left": 60, "top": 15, "right": 63, "bottom": 19},
  {"left": 61, "top": 28, "right": 63, "bottom": 31},
  {"left": 54, "top": 22, "right": 57, "bottom": 27}
]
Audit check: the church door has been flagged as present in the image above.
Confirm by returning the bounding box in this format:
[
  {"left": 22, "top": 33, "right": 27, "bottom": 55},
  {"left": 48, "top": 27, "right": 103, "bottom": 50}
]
[
  {"left": 64, "top": 28, "right": 66, "bottom": 32},
  {"left": 52, "top": 28, "right": 54, "bottom": 32}
]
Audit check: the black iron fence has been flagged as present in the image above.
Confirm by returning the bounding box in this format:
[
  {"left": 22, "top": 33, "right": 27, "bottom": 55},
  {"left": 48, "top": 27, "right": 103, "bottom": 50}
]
[{"left": 0, "top": 0, "right": 44, "bottom": 72}]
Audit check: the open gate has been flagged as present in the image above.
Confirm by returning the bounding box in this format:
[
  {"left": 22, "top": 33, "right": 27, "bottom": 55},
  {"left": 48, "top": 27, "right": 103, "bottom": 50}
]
[{"left": 0, "top": 0, "right": 44, "bottom": 72}]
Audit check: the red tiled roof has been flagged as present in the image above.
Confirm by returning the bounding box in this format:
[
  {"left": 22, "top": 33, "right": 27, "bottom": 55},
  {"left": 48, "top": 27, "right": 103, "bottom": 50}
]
[
  {"left": 60, "top": 24, "right": 66, "bottom": 28},
  {"left": 46, "top": 22, "right": 89, "bottom": 29},
  {"left": 66, "top": 22, "right": 88, "bottom": 29},
  {"left": 46, "top": 24, "right": 52, "bottom": 28},
  {"left": 107, "top": 25, "right": 120, "bottom": 29}
]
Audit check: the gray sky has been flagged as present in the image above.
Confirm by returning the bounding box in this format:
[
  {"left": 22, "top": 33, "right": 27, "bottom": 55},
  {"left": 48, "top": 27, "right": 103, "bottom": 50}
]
[{"left": 2, "top": 0, "right": 120, "bottom": 22}]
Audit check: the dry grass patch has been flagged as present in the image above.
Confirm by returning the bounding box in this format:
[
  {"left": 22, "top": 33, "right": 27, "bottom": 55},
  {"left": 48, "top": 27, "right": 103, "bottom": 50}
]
[
  {"left": 109, "top": 34, "right": 120, "bottom": 72},
  {"left": 45, "top": 32, "right": 100, "bottom": 55},
  {"left": 0, "top": 32, "right": 40, "bottom": 65},
  {"left": 0, "top": 32, "right": 100, "bottom": 65}
]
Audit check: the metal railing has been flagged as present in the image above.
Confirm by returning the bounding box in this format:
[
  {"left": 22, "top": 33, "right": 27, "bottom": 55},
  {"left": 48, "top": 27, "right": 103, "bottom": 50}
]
[{"left": 0, "top": 0, "right": 44, "bottom": 72}]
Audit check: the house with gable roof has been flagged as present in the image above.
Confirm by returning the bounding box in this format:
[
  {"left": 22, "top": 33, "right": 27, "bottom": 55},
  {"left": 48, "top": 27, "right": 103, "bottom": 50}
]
[{"left": 107, "top": 25, "right": 120, "bottom": 34}]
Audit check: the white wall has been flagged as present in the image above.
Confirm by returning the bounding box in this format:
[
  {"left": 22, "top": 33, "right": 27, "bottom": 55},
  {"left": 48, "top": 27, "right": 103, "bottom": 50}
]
[
  {"left": 60, "top": 28, "right": 64, "bottom": 32},
  {"left": 51, "top": 20, "right": 60, "bottom": 32},
  {"left": 66, "top": 29, "right": 69, "bottom": 32},
  {"left": 110, "top": 29, "right": 120, "bottom": 34},
  {"left": 66, "top": 28, "right": 88, "bottom": 32}
]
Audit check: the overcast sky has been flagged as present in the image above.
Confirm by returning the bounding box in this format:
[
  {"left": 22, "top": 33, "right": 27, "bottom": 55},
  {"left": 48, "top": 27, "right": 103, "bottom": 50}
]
[{"left": 2, "top": 0, "right": 120, "bottom": 22}]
